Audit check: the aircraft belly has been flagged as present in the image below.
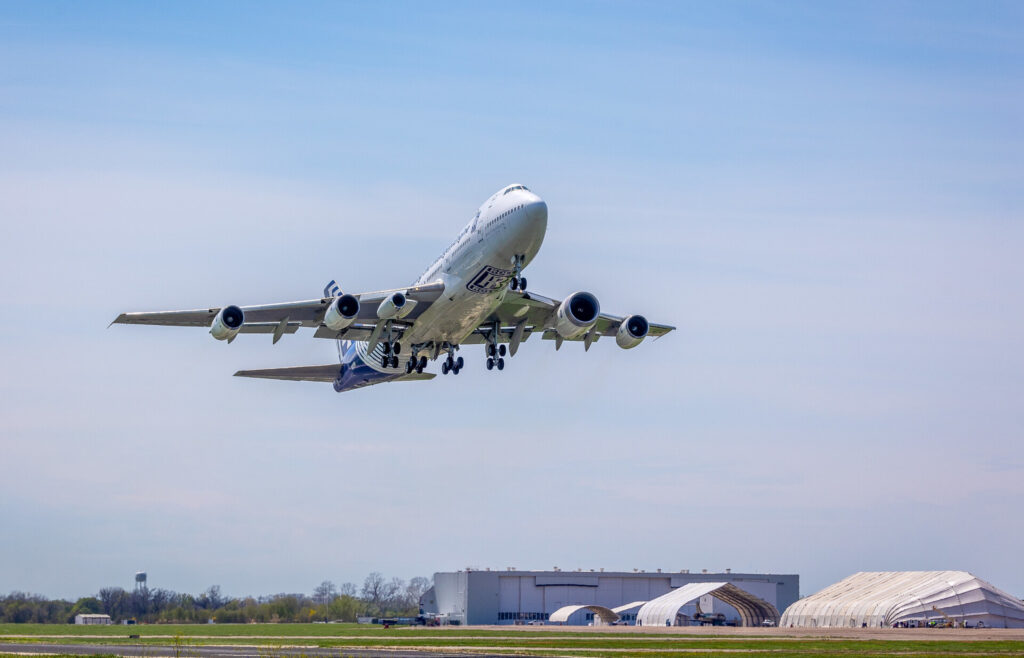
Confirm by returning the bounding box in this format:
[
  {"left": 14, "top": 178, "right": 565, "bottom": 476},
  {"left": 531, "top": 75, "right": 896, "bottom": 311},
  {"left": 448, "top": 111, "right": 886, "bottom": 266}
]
[{"left": 406, "top": 286, "right": 502, "bottom": 345}]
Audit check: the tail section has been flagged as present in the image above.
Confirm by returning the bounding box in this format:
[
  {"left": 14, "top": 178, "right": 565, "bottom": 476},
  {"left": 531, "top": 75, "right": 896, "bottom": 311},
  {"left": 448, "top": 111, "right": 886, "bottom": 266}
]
[{"left": 324, "top": 279, "right": 342, "bottom": 298}]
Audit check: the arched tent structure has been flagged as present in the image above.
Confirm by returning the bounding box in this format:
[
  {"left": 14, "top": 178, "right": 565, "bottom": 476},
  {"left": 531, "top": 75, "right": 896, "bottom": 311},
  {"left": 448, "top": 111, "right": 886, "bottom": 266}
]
[
  {"left": 780, "top": 571, "right": 1024, "bottom": 629},
  {"left": 549, "top": 604, "right": 619, "bottom": 625},
  {"left": 636, "top": 582, "right": 780, "bottom": 627},
  {"left": 609, "top": 601, "right": 647, "bottom": 626}
]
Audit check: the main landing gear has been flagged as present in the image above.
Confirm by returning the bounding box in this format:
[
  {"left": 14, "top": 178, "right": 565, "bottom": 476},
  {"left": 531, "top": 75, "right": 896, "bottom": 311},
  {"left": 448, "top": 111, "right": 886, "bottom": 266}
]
[
  {"left": 405, "top": 353, "right": 428, "bottom": 375},
  {"left": 440, "top": 348, "right": 464, "bottom": 376},
  {"left": 508, "top": 254, "right": 527, "bottom": 291},
  {"left": 485, "top": 342, "right": 506, "bottom": 371},
  {"left": 381, "top": 340, "right": 401, "bottom": 369}
]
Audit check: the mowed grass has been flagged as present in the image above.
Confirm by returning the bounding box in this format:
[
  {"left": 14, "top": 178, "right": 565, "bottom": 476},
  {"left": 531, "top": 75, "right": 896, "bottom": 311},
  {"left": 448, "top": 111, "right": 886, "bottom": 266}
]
[{"left": 2, "top": 624, "right": 1023, "bottom": 657}]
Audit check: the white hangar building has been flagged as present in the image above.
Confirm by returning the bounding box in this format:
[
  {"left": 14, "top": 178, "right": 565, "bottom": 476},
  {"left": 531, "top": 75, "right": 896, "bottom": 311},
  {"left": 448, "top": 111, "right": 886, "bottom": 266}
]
[
  {"left": 780, "top": 571, "right": 1024, "bottom": 629},
  {"left": 419, "top": 568, "right": 798, "bottom": 626}
]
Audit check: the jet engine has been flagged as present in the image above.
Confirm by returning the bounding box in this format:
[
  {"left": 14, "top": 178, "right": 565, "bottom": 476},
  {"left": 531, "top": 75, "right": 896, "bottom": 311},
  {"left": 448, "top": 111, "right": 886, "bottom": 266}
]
[
  {"left": 554, "top": 291, "right": 600, "bottom": 339},
  {"left": 615, "top": 314, "right": 649, "bottom": 349},
  {"left": 210, "top": 305, "right": 244, "bottom": 341},
  {"left": 324, "top": 294, "right": 360, "bottom": 331},
  {"left": 376, "top": 292, "right": 410, "bottom": 319}
]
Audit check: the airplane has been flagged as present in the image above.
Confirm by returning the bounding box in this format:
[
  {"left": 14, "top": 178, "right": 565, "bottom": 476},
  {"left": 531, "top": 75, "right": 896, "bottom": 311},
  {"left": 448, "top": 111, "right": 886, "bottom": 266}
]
[{"left": 112, "top": 184, "right": 674, "bottom": 393}]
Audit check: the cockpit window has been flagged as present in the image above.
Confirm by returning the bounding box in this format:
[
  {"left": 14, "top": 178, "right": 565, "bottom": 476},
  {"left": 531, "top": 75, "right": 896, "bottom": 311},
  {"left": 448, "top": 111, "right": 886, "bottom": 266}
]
[{"left": 503, "top": 185, "right": 529, "bottom": 195}]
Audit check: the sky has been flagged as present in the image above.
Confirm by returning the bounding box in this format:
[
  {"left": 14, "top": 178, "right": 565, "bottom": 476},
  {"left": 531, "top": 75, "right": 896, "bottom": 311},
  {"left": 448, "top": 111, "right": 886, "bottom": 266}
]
[{"left": 1, "top": 1, "right": 1022, "bottom": 602}]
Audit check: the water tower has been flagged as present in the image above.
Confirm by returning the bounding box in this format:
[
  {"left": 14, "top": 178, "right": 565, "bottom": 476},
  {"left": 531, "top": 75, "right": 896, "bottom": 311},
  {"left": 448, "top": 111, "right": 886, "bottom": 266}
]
[{"left": 134, "top": 572, "right": 147, "bottom": 592}]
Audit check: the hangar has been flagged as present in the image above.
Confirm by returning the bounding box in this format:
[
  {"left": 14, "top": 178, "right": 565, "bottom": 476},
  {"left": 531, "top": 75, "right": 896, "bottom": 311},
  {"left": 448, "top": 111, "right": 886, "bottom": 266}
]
[
  {"left": 635, "top": 582, "right": 780, "bottom": 627},
  {"left": 549, "top": 604, "right": 619, "bottom": 625},
  {"left": 419, "top": 568, "right": 798, "bottom": 625},
  {"left": 780, "top": 571, "right": 1024, "bottom": 628}
]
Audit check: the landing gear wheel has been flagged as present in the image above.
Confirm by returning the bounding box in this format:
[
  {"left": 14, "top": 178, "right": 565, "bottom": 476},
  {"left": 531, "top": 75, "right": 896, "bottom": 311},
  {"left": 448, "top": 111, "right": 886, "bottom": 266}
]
[
  {"left": 393, "top": 342, "right": 401, "bottom": 355},
  {"left": 487, "top": 344, "right": 496, "bottom": 357},
  {"left": 519, "top": 277, "right": 527, "bottom": 291},
  {"left": 381, "top": 355, "right": 389, "bottom": 368},
  {"left": 390, "top": 355, "right": 399, "bottom": 368},
  {"left": 382, "top": 342, "right": 391, "bottom": 354},
  {"left": 456, "top": 356, "right": 464, "bottom": 369},
  {"left": 486, "top": 357, "right": 494, "bottom": 370},
  {"left": 405, "top": 360, "right": 414, "bottom": 374},
  {"left": 442, "top": 362, "right": 450, "bottom": 375},
  {"left": 497, "top": 357, "right": 505, "bottom": 371},
  {"left": 452, "top": 365, "right": 460, "bottom": 375},
  {"left": 498, "top": 344, "right": 507, "bottom": 357},
  {"left": 509, "top": 277, "right": 518, "bottom": 291},
  {"left": 418, "top": 356, "right": 428, "bottom": 370}
]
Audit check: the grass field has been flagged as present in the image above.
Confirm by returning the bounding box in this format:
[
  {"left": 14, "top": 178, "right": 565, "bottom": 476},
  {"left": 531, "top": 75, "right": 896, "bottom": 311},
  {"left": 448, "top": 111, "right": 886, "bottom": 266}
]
[{"left": 2, "top": 623, "right": 1024, "bottom": 657}]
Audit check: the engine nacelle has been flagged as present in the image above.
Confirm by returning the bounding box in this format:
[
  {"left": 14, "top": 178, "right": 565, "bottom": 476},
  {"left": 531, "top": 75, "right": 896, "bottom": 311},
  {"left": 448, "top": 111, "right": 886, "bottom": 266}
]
[
  {"left": 376, "top": 292, "right": 410, "bottom": 320},
  {"left": 554, "top": 291, "right": 600, "bottom": 339},
  {"left": 324, "top": 294, "right": 360, "bottom": 331},
  {"left": 615, "top": 314, "right": 649, "bottom": 349},
  {"left": 210, "top": 305, "right": 244, "bottom": 341}
]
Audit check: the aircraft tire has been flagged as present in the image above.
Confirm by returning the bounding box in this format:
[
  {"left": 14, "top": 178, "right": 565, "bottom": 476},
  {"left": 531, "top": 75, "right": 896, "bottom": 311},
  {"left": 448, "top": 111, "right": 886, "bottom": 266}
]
[
  {"left": 486, "top": 357, "right": 494, "bottom": 370},
  {"left": 498, "top": 344, "right": 506, "bottom": 357},
  {"left": 497, "top": 358, "right": 505, "bottom": 371}
]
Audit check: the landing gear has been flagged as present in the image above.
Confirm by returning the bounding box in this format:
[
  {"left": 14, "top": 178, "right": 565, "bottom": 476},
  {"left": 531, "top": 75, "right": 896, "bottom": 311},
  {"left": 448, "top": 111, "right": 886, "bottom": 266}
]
[
  {"left": 508, "top": 254, "right": 527, "bottom": 291},
  {"left": 405, "top": 350, "right": 430, "bottom": 374},
  {"left": 485, "top": 328, "right": 509, "bottom": 371},
  {"left": 441, "top": 345, "right": 462, "bottom": 375}
]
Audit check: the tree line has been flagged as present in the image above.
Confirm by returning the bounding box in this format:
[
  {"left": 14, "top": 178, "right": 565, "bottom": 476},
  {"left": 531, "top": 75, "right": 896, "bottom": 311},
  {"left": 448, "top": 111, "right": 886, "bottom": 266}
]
[{"left": 0, "top": 573, "right": 431, "bottom": 624}]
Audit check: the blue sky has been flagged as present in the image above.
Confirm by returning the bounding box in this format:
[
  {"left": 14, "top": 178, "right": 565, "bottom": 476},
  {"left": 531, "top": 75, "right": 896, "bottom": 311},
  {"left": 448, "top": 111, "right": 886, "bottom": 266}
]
[{"left": 1, "top": 1, "right": 1022, "bottom": 601}]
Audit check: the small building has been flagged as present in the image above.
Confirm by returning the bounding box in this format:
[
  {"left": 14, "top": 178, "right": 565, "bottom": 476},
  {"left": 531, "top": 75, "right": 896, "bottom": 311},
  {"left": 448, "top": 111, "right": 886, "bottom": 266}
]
[
  {"left": 781, "top": 571, "right": 1024, "bottom": 629},
  {"left": 75, "top": 614, "right": 112, "bottom": 625}
]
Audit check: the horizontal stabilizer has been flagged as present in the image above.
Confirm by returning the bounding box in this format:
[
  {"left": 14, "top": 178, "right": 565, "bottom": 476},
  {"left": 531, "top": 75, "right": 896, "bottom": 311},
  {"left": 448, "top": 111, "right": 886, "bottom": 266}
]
[
  {"left": 234, "top": 364, "right": 437, "bottom": 383},
  {"left": 234, "top": 364, "right": 343, "bottom": 382}
]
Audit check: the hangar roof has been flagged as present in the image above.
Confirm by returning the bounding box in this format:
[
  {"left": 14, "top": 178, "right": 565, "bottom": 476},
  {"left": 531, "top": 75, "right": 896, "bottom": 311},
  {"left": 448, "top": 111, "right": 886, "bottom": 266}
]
[
  {"left": 548, "top": 604, "right": 619, "bottom": 624},
  {"left": 780, "top": 571, "right": 1024, "bottom": 629},
  {"left": 636, "top": 582, "right": 780, "bottom": 627}
]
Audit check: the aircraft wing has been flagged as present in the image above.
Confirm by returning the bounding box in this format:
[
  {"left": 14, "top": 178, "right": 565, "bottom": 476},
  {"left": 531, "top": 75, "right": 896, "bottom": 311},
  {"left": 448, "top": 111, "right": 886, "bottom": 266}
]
[
  {"left": 483, "top": 290, "right": 673, "bottom": 338},
  {"left": 111, "top": 281, "right": 446, "bottom": 338}
]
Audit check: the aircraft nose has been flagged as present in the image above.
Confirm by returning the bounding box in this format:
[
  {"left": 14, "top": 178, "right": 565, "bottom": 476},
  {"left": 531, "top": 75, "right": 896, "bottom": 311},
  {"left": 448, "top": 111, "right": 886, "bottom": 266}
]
[{"left": 525, "top": 198, "right": 547, "bottom": 226}]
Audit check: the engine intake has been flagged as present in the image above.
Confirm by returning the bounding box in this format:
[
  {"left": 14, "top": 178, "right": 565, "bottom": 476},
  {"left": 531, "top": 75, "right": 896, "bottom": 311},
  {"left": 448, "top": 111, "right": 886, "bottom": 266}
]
[
  {"left": 210, "top": 305, "right": 244, "bottom": 341},
  {"left": 555, "top": 291, "right": 600, "bottom": 339},
  {"left": 377, "top": 292, "right": 410, "bottom": 320},
  {"left": 616, "top": 314, "right": 649, "bottom": 349},
  {"left": 324, "top": 294, "right": 360, "bottom": 331}
]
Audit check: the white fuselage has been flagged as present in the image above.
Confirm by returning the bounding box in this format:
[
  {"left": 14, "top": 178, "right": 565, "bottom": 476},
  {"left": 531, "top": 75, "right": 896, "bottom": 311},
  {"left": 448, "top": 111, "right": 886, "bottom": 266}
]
[{"left": 405, "top": 184, "right": 547, "bottom": 346}]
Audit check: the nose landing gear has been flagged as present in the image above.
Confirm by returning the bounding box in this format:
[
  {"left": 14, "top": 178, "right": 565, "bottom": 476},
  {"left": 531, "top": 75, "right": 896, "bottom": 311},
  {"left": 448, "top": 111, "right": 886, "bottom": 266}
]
[{"left": 508, "top": 255, "right": 527, "bottom": 291}]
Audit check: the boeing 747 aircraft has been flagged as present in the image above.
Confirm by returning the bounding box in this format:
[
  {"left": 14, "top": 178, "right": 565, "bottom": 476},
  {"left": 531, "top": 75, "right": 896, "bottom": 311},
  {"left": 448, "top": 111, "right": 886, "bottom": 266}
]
[{"left": 113, "top": 184, "right": 674, "bottom": 393}]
